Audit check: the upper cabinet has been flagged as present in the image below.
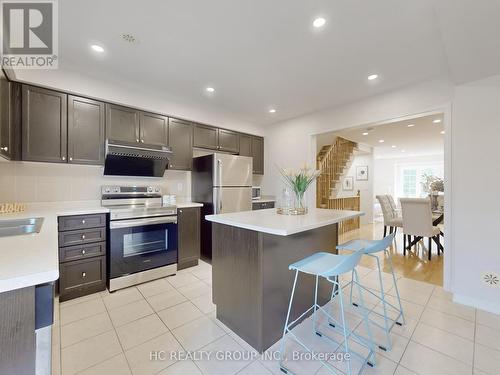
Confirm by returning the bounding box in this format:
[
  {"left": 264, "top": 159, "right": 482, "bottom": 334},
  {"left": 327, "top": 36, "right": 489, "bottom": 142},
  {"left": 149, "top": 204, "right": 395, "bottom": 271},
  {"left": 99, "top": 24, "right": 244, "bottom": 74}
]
[
  {"left": 68, "top": 96, "right": 105, "bottom": 165},
  {"left": 22, "top": 85, "right": 67, "bottom": 163},
  {"left": 105, "top": 104, "right": 139, "bottom": 143},
  {"left": 193, "top": 124, "right": 218, "bottom": 150},
  {"left": 218, "top": 129, "right": 239, "bottom": 153},
  {"left": 251, "top": 136, "right": 264, "bottom": 174},
  {"left": 0, "top": 71, "right": 14, "bottom": 160},
  {"left": 238, "top": 134, "right": 252, "bottom": 157},
  {"left": 193, "top": 124, "right": 240, "bottom": 154},
  {"left": 140, "top": 112, "right": 168, "bottom": 146},
  {"left": 168, "top": 118, "right": 193, "bottom": 171},
  {"left": 106, "top": 104, "right": 168, "bottom": 147}
]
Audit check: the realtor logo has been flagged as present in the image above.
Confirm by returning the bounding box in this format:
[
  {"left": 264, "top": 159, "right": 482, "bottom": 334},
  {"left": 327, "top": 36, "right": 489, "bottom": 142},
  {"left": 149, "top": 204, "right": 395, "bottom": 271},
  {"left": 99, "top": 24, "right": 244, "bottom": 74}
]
[{"left": 1, "top": 0, "right": 58, "bottom": 69}]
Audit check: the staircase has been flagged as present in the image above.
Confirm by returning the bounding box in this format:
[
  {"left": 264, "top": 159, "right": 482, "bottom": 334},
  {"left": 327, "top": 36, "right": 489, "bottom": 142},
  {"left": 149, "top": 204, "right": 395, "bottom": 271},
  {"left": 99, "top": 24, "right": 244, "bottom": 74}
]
[{"left": 316, "top": 136, "right": 358, "bottom": 208}]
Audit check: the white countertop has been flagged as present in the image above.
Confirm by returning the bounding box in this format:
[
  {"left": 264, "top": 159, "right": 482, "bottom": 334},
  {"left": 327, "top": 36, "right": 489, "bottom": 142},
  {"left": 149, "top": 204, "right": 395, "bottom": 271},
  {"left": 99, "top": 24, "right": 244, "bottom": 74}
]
[
  {"left": 205, "top": 207, "right": 364, "bottom": 236},
  {"left": 0, "top": 200, "right": 203, "bottom": 293}
]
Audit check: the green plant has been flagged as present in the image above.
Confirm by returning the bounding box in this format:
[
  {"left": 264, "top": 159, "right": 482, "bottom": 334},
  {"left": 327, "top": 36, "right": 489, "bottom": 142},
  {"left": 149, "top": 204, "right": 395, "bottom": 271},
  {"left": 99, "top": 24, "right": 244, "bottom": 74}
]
[{"left": 278, "top": 163, "right": 320, "bottom": 208}]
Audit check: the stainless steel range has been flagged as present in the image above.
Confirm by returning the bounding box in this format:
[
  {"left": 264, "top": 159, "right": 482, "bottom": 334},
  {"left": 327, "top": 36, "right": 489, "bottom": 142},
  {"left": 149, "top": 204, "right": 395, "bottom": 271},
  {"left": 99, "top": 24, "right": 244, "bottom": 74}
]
[{"left": 101, "top": 185, "right": 178, "bottom": 291}]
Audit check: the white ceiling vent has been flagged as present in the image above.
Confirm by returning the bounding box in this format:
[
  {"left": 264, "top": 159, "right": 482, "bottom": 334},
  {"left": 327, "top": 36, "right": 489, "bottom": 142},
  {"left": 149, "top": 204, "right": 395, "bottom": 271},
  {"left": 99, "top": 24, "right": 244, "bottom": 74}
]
[{"left": 482, "top": 272, "right": 499, "bottom": 287}]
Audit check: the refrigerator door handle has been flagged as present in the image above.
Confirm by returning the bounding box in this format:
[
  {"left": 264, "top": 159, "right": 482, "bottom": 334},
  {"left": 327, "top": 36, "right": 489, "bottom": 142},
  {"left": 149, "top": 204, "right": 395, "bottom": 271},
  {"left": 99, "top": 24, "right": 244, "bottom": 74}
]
[{"left": 217, "top": 159, "right": 223, "bottom": 213}]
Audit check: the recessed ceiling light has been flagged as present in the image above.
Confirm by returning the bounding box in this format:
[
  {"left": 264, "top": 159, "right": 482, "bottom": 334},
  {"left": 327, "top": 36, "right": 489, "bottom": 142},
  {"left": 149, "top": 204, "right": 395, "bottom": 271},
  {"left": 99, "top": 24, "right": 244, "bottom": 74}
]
[
  {"left": 401, "top": 149, "right": 406, "bottom": 153},
  {"left": 407, "top": 124, "right": 415, "bottom": 128},
  {"left": 368, "top": 74, "right": 379, "bottom": 81},
  {"left": 362, "top": 132, "right": 369, "bottom": 136},
  {"left": 391, "top": 145, "right": 397, "bottom": 148},
  {"left": 378, "top": 139, "right": 385, "bottom": 143},
  {"left": 206, "top": 87, "right": 215, "bottom": 93},
  {"left": 91, "top": 44, "right": 104, "bottom": 53},
  {"left": 433, "top": 119, "right": 442, "bottom": 124},
  {"left": 269, "top": 109, "right": 276, "bottom": 113},
  {"left": 440, "top": 130, "right": 445, "bottom": 134},
  {"left": 313, "top": 17, "right": 326, "bottom": 28}
]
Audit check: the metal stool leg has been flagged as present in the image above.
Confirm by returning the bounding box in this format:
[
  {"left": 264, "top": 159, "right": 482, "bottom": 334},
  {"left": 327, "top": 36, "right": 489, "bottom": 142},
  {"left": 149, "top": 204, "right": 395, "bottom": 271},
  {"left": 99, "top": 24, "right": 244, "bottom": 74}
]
[
  {"left": 353, "top": 269, "right": 377, "bottom": 367},
  {"left": 337, "top": 282, "right": 352, "bottom": 375},
  {"left": 373, "top": 255, "right": 392, "bottom": 351},
  {"left": 279, "top": 270, "right": 299, "bottom": 372},
  {"left": 386, "top": 250, "right": 405, "bottom": 325}
]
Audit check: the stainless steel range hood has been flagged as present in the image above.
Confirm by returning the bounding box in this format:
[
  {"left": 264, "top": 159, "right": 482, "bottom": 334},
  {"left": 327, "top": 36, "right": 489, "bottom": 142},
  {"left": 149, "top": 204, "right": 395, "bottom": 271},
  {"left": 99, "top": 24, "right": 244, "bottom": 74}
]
[{"left": 104, "top": 140, "right": 172, "bottom": 177}]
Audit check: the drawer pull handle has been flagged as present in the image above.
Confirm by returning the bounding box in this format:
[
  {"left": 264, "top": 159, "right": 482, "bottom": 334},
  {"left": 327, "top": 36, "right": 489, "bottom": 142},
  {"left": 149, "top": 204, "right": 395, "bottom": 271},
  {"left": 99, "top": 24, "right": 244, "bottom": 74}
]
[
  {"left": 81, "top": 249, "right": 86, "bottom": 255},
  {"left": 81, "top": 234, "right": 86, "bottom": 240},
  {"left": 82, "top": 272, "right": 86, "bottom": 278},
  {"left": 82, "top": 219, "right": 86, "bottom": 224}
]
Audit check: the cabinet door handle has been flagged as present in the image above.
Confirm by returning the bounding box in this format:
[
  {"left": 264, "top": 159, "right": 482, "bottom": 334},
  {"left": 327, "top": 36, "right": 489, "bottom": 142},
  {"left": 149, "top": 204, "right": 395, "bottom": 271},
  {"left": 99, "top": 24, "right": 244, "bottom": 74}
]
[
  {"left": 82, "top": 272, "right": 86, "bottom": 278},
  {"left": 141, "top": 139, "right": 145, "bottom": 143},
  {"left": 82, "top": 219, "right": 86, "bottom": 224},
  {"left": 62, "top": 156, "right": 66, "bottom": 161},
  {"left": 81, "top": 249, "right": 86, "bottom": 255},
  {"left": 1, "top": 146, "right": 8, "bottom": 152},
  {"left": 136, "top": 138, "right": 140, "bottom": 142},
  {"left": 69, "top": 157, "right": 73, "bottom": 161},
  {"left": 81, "top": 234, "right": 86, "bottom": 240}
]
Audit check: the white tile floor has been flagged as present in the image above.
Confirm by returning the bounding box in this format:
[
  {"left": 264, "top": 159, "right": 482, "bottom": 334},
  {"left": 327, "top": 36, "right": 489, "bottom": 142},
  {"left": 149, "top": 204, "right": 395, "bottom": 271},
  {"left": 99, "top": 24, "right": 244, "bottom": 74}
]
[{"left": 51, "top": 260, "right": 500, "bottom": 375}]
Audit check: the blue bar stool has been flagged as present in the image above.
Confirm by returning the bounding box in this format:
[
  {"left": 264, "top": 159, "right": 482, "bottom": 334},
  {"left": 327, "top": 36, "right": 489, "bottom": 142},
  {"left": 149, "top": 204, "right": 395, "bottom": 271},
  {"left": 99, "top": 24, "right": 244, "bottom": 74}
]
[
  {"left": 279, "top": 251, "right": 377, "bottom": 375},
  {"left": 336, "top": 233, "right": 405, "bottom": 352}
]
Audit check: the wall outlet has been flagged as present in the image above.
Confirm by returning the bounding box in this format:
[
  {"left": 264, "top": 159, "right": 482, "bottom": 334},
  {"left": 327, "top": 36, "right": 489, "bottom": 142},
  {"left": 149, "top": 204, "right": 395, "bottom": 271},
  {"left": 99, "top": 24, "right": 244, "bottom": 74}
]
[{"left": 482, "top": 272, "right": 500, "bottom": 287}]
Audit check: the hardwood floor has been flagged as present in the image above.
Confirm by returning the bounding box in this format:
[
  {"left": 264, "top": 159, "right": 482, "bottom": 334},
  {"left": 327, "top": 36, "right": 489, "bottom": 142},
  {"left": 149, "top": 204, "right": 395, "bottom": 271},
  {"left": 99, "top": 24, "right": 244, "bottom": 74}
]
[{"left": 339, "top": 222, "right": 444, "bottom": 286}]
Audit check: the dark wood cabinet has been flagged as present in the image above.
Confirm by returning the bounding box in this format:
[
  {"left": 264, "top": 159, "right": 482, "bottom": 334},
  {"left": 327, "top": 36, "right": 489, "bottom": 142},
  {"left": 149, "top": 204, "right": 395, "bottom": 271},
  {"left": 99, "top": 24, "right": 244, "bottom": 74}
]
[
  {"left": 22, "top": 85, "right": 67, "bottom": 163},
  {"left": 178, "top": 207, "right": 201, "bottom": 270},
  {"left": 58, "top": 213, "right": 107, "bottom": 302},
  {"left": 68, "top": 96, "right": 105, "bottom": 165},
  {"left": 239, "top": 134, "right": 252, "bottom": 157},
  {"left": 218, "top": 129, "right": 239, "bottom": 153},
  {"left": 0, "top": 71, "right": 13, "bottom": 160},
  {"left": 105, "top": 103, "right": 139, "bottom": 143},
  {"left": 252, "top": 136, "right": 264, "bottom": 174},
  {"left": 193, "top": 124, "right": 218, "bottom": 150},
  {"left": 140, "top": 112, "right": 168, "bottom": 146},
  {"left": 168, "top": 118, "right": 193, "bottom": 170}
]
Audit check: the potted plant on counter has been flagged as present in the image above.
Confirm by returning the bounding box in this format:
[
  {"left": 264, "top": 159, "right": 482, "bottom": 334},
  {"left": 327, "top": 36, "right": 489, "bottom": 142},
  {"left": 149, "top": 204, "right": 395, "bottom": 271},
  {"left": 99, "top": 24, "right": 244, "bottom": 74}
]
[{"left": 277, "top": 163, "right": 320, "bottom": 215}]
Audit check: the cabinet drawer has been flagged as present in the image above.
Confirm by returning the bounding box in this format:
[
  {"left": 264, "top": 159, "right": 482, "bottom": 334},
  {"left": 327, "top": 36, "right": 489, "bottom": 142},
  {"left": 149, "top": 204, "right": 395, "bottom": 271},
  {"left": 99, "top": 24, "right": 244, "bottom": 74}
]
[
  {"left": 59, "top": 242, "right": 106, "bottom": 263},
  {"left": 59, "top": 257, "right": 105, "bottom": 299},
  {"left": 58, "top": 214, "right": 106, "bottom": 231},
  {"left": 58, "top": 227, "right": 106, "bottom": 247}
]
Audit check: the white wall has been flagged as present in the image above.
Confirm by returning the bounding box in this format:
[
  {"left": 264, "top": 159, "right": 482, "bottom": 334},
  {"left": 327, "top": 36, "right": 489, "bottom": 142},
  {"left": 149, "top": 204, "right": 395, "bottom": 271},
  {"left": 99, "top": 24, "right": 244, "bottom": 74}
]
[
  {"left": 374, "top": 154, "right": 444, "bottom": 199},
  {"left": 336, "top": 153, "right": 374, "bottom": 224},
  {"left": 450, "top": 74, "right": 500, "bottom": 313},
  {"left": 0, "top": 162, "right": 191, "bottom": 203},
  {"left": 262, "top": 78, "right": 453, "bottom": 207}
]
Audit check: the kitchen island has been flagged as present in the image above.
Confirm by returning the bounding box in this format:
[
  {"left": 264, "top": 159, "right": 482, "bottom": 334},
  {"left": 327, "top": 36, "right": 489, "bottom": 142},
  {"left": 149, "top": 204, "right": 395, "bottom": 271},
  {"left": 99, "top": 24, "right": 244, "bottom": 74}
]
[{"left": 205, "top": 207, "right": 363, "bottom": 352}]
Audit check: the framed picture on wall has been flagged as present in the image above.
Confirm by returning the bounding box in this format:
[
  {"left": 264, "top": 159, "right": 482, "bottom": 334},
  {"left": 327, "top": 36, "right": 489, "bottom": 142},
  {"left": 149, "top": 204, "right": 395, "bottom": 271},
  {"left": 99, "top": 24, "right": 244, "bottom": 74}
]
[
  {"left": 356, "top": 166, "right": 369, "bottom": 181},
  {"left": 342, "top": 176, "right": 354, "bottom": 191}
]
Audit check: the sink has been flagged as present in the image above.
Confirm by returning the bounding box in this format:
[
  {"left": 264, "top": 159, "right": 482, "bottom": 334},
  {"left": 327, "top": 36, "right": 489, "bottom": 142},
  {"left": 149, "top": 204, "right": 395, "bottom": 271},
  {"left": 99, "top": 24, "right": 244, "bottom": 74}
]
[{"left": 0, "top": 217, "right": 44, "bottom": 238}]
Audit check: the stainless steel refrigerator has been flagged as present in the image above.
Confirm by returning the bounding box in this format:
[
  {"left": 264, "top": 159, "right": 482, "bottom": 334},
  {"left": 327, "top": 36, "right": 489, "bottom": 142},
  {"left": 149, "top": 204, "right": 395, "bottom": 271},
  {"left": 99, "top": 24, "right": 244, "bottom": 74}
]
[{"left": 192, "top": 153, "right": 253, "bottom": 259}]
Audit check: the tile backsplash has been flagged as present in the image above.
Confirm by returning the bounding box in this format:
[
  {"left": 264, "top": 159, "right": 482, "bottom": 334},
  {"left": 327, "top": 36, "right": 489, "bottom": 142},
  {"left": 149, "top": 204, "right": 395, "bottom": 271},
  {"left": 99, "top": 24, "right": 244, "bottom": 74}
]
[{"left": 0, "top": 161, "right": 191, "bottom": 203}]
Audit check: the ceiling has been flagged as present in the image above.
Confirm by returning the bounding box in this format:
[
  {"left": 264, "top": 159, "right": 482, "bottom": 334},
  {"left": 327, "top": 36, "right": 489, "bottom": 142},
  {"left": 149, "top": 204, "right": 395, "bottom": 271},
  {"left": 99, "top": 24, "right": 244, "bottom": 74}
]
[
  {"left": 12, "top": 0, "right": 500, "bottom": 125},
  {"left": 333, "top": 114, "right": 445, "bottom": 158}
]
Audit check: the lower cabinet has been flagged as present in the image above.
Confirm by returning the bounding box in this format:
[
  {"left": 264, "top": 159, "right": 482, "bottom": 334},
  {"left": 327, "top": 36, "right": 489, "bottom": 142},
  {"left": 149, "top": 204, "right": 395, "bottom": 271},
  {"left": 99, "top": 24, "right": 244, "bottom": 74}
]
[
  {"left": 178, "top": 207, "right": 201, "bottom": 270},
  {"left": 58, "top": 214, "right": 107, "bottom": 302}
]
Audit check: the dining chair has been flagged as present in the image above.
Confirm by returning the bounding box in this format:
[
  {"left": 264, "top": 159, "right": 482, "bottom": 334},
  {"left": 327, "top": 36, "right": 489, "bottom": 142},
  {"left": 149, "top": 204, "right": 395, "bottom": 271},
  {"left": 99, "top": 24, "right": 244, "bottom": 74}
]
[
  {"left": 400, "top": 198, "right": 443, "bottom": 260},
  {"left": 376, "top": 195, "right": 402, "bottom": 237}
]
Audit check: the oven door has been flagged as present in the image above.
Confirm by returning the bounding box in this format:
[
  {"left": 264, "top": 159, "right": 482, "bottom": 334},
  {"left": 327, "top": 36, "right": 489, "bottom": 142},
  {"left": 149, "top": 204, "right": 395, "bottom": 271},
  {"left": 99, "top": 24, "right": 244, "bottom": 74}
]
[{"left": 109, "top": 216, "right": 178, "bottom": 278}]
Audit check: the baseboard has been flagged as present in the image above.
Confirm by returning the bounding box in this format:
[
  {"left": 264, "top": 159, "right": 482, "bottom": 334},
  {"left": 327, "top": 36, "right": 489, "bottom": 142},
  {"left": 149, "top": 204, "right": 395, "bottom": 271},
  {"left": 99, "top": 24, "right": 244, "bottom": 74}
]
[{"left": 453, "top": 293, "right": 500, "bottom": 315}]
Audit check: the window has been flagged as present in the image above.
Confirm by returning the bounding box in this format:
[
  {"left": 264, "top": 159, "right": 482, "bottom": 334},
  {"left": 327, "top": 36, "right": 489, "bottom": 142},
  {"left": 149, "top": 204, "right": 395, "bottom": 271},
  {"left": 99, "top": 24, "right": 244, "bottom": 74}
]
[{"left": 395, "top": 162, "right": 444, "bottom": 199}]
